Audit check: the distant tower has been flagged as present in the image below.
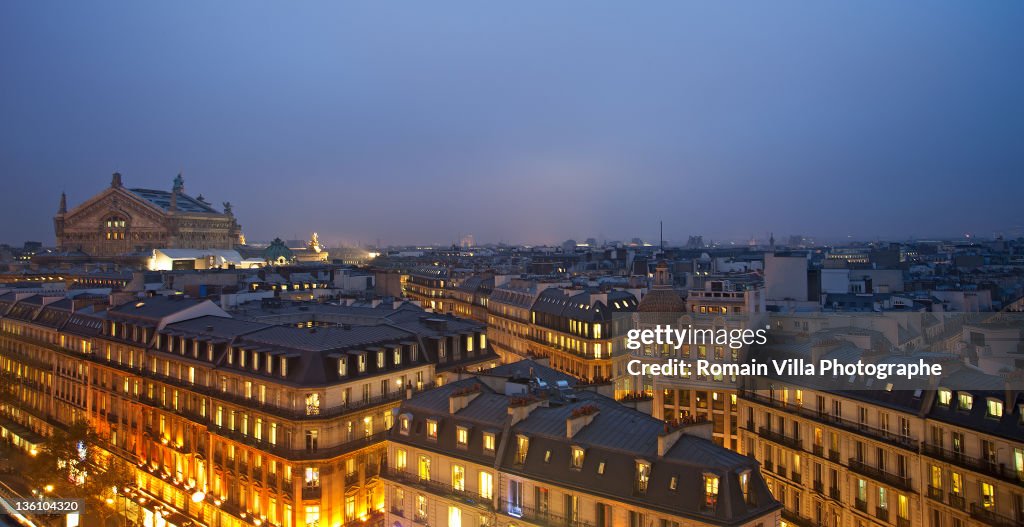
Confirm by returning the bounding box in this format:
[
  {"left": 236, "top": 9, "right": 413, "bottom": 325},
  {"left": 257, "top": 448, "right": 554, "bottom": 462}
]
[
  {"left": 58, "top": 192, "right": 67, "bottom": 214},
  {"left": 769, "top": 232, "right": 775, "bottom": 251}
]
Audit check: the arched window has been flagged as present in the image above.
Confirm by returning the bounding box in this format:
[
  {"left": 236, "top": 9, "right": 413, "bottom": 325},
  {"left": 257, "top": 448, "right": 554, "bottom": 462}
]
[{"left": 104, "top": 215, "right": 128, "bottom": 240}]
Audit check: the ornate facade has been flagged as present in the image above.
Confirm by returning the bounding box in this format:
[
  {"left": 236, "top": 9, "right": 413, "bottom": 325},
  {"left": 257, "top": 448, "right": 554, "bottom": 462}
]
[{"left": 54, "top": 172, "right": 242, "bottom": 257}]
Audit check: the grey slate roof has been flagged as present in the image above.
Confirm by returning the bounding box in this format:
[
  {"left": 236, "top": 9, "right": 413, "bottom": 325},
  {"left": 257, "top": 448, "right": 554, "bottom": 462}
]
[{"left": 389, "top": 374, "right": 779, "bottom": 526}]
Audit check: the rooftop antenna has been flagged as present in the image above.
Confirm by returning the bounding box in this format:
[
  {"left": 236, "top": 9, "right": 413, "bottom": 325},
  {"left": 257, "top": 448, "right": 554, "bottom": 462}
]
[{"left": 659, "top": 220, "right": 664, "bottom": 252}]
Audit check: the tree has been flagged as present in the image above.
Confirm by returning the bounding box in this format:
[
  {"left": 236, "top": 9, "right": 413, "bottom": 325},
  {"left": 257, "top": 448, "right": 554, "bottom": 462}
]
[{"left": 24, "top": 420, "right": 135, "bottom": 526}]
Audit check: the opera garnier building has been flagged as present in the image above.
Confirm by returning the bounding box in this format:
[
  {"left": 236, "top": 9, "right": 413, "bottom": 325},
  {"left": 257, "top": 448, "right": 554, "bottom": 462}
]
[{"left": 53, "top": 172, "right": 242, "bottom": 258}]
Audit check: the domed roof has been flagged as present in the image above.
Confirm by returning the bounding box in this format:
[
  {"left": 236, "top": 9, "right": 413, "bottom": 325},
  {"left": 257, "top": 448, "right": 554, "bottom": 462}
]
[
  {"left": 637, "top": 261, "right": 686, "bottom": 313},
  {"left": 637, "top": 289, "right": 686, "bottom": 313}
]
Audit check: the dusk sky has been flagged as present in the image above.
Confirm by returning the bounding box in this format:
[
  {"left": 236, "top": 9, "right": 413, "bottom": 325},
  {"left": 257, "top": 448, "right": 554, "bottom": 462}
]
[{"left": 2, "top": 2, "right": 1022, "bottom": 247}]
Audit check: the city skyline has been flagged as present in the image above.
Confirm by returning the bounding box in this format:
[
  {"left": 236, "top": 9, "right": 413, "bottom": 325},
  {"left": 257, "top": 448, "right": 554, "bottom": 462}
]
[{"left": 2, "top": 1, "right": 1023, "bottom": 246}]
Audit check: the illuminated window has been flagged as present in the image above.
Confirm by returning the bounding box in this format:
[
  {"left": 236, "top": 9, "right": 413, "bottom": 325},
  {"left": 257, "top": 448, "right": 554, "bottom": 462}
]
[
  {"left": 418, "top": 455, "right": 431, "bottom": 481},
  {"left": 304, "top": 506, "right": 319, "bottom": 527},
  {"left": 740, "top": 470, "right": 751, "bottom": 504},
  {"left": 703, "top": 473, "right": 719, "bottom": 510},
  {"left": 636, "top": 462, "right": 651, "bottom": 494},
  {"left": 400, "top": 415, "right": 411, "bottom": 435},
  {"left": 597, "top": 461, "right": 605, "bottom": 475},
  {"left": 479, "top": 471, "right": 493, "bottom": 500},
  {"left": 981, "top": 482, "right": 995, "bottom": 509},
  {"left": 448, "top": 505, "right": 462, "bottom": 527},
  {"left": 396, "top": 448, "right": 407, "bottom": 471},
  {"left": 416, "top": 495, "right": 427, "bottom": 520},
  {"left": 483, "top": 432, "right": 495, "bottom": 452},
  {"left": 452, "top": 465, "right": 465, "bottom": 491},
  {"left": 427, "top": 419, "right": 438, "bottom": 440},
  {"left": 457, "top": 426, "right": 468, "bottom": 448},
  {"left": 986, "top": 398, "right": 1003, "bottom": 418},
  {"left": 304, "top": 467, "right": 320, "bottom": 487},
  {"left": 515, "top": 435, "right": 529, "bottom": 464},
  {"left": 958, "top": 393, "right": 973, "bottom": 411},
  {"left": 571, "top": 447, "right": 585, "bottom": 469},
  {"left": 305, "top": 393, "right": 320, "bottom": 416},
  {"left": 338, "top": 358, "right": 347, "bottom": 377}
]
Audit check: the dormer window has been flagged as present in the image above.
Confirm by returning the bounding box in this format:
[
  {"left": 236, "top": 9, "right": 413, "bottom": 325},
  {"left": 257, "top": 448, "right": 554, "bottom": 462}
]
[
  {"left": 597, "top": 461, "right": 605, "bottom": 475},
  {"left": 958, "top": 393, "right": 973, "bottom": 411},
  {"left": 635, "top": 461, "right": 651, "bottom": 494},
  {"left": 938, "top": 389, "right": 952, "bottom": 406},
  {"left": 515, "top": 435, "right": 529, "bottom": 464},
  {"left": 703, "top": 473, "right": 720, "bottom": 511},
  {"left": 739, "top": 470, "right": 752, "bottom": 504},
  {"left": 400, "top": 415, "right": 411, "bottom": 435},
  {"left": 377, "top": 350, "right": 385, "bottom": 369},
  {"left": 358, "top": 354, "right": 367, "bottom": 373},
  {"left": 252, "top": 352, "right": 260, "bottom": 371},
  {"left": 338, "top": 358, "right": 348, "bottom": 377},
  {"left": 571, "top": 447, "right": 585, "bottom": 469},
  {"left": 280, "top": 357, "right": 288, "bottom": 377},
  {"left": 987, "top": 398, "right": 1004, "bottom": 418},
  {"left": 466, "top": 335, "right": 474, "bottom": 352},
  {"left": 669, "top": 476, "right": 678, "bottom": 491},
  {"left": 483, "top": 432, "right": 495, "bottom": 452},
  {"left": 426, "top": 419, "right": 438, "bottom": 440},
  {"left": 394, "top": 348, "right": 402, "bottom": 366},
  {"left": 456, "top": 426, "right": 469, "bottom": 448}
]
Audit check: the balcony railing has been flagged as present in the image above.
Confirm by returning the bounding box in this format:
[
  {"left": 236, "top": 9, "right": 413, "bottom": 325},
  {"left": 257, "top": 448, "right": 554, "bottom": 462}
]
[
  {"left": 302, "top": 485, "right": 322, "bottom": 500},
  {"left": 206, "top": 428, "right": 386, "bottom": 462},
  {"left": 383, "top": 468, "right": 495, "bottom": 511},
  {"left": 926, "top": 486, "right": 943, "bottom": 502},
  {"left": 781, "top": 509, "right": 818, "bottom": 527},
  {"left": 896, "top": 516, "right": 910, "bottom": 527},
  {"left": 758, "top": 426, "right": 803, "bottom": 451},
  {"left": 848, "top": 458, "right": 913, "bottom": 492},
  {"left": 948, "top": 493, "right": 965, "bottom": 511},
  {"left": 969, "top": 504, "right": 1020, "bottom": 527},
  {"left": 740, "top": 391, "right": 920, "bottom": 451},
  {"left": 922, "top": 443, "right": 1024, "bottom": 486},
  {"left": 854, "top": 498, "right": 867, "bottom": 513},
  {"left": 829, "top": 487, "right": 841, "bottom": 501},
  {"left": 876, "top": 508, "right": 889, "bottom": 522},
  {"left": 501, "top": 500, "right": 593, "bottom": 527}
]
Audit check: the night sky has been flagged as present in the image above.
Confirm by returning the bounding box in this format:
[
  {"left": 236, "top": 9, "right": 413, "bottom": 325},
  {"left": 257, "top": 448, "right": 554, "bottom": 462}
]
[{"left": 2, "top": 2, "right": 1022, "bottom": 246}]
